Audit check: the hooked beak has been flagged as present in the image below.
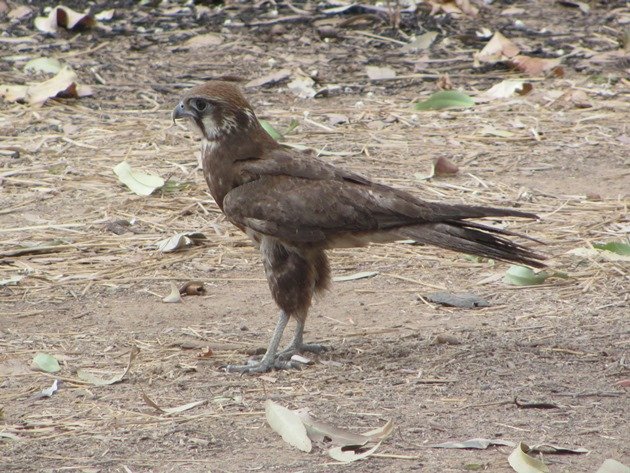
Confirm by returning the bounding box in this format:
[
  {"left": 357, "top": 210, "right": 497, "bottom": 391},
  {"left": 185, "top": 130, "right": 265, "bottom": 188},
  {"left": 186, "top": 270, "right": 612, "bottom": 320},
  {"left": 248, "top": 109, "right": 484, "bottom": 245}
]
[{"left": 172, "top": 101, "right": 196, "bottom": 124}]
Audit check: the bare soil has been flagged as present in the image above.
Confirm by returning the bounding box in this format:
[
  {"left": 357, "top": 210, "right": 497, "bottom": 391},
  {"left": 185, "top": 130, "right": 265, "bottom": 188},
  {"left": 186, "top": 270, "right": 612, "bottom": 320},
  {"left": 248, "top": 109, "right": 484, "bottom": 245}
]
[{"left": 1, "top": 1, "right": 628, "bottom": 472}]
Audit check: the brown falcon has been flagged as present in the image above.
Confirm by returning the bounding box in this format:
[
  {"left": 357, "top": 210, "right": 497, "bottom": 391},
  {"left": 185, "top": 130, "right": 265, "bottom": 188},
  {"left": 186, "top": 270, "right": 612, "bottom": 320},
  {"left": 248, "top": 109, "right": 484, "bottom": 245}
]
[{"left": 172, "top": 81, "right": 545, "bottom": 373}]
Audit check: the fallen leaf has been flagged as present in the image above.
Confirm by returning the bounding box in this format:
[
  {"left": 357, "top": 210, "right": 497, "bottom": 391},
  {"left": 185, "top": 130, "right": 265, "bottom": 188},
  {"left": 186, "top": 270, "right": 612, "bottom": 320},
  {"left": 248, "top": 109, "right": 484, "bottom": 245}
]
[
  {"left": 328, "top": 442, "right": 382, "bottom": 463},
  {"left": 527, "top": 444, "right": 588, "bottom": 454},
  {"left": 95, "top": 9, "right": 115, "bottom": 21},
  {"left": 32, "top": 353, "right": 61, "bottom": 373},
  {"left": 509, "top": 55, "right": 563, "bottom": 77},
  {"left": 503, "top": 265, "right": 549, "bottom": 286},
  {"left": 415, "top": 90, "right": 474, "bottom": 110},
  {"left": 296, "top": 410, "right": 393, "bottom": 447},
  {"left": 245, "top": 69, "right": 291, "bottom": 88},
  {"left": 163, "top": 282, "right": 182, "bottom": 303},
  {"left": 478, "top": 80, "right": 533, "bottom": 102},
  {"left": 401, "top": 31, "right": 438, "bottom": 52},
  {"left": 38, "top": 379, "right": 59, "bottom": 398},
  {"left": 479, "top": 126, "right": 515, "bottom": 138},
  {"left": 596, "top": 459, "right": 630, "bottom": 473},
  {"left": 514, "top": 398, "right": 559, "bottom": 409},
  {"left": 0, "top": 275, "right": 24, "bottom": 286},
  {"left": 593, "top": 242, "right": 630, "bottom": 256},
  {"left": 475, "top": 32, "right": 520, "bottom": 64},
  {"left": 436, "top": 73, "right": 453, "bottom": 90},
  {"left": 556, "top": 89, "right": 592, "bottom": 108},
  {"left": 24, "top": 57, "right": 62, "bottom": 75},
  {"left": 197, "top": 348, "right": 214, "bottom": 359},
  {"left": 155, "top": 232, "right": 206, "bottom": 253},
  {"left": 8, "top": 5, "right": 31, "bottom": 20},
  {"left": 260, "top": 119, "right": 284, "bottom": 141},
  {"left": 265, "top": 400, "right": 312, "bottom": 453},
  {"left": 332, "top": 271, "right": 378, "bottom": 282},
  {"left": 433, "top": 156, "right": 459, "bottom": 176},
  {"left": 432, "top": 438, "right": 515, "bottom": 450},
  {"left": 366, "top": 66, "right": 396, "bottom": 80},
  {"left": 558, "top": 0, "right": 590, "bottom": 14},
  {"left": 288, "top": 76, "right": 316, "bottom": 99},
  {"left": 428, "top": 0, "right": 478, "bottom": 16},
  {"left": 567, "top": 247, "right": 630, "bottom": 263},
  {"left": 183, "top": 33, "right": 223, "bottom": 48},
  {"left": 0, "top": 65, "right": 92, "bottom": 105},
  {"left": 508, "top": 442, "right": 550, "bottom": 473},
  {"left": 34, "top": 6, "right": 95, "bottom": 34},
  {"left": 142, "top": 393, "right": 205, "bottom": 415},
  {"left": 179, "top": 281, "right": 206, "bottom": 296},
  {"left": 76, "top": 347, "right": 139, "bottom": 386},
  {"left": 0, "top": 85, "right": 28, "bottom": 102},
  {"left": 0, "top": 432, "right": 20, "bottom": 441},
  {"left": 614, "top": 379, "right": 630, "bottom": 388},
  {"left": 426, "top": 292, "right": 489, "bottom": 308},
  {"left": 113, "top": 161, "right": 164, "bottom": 196}
]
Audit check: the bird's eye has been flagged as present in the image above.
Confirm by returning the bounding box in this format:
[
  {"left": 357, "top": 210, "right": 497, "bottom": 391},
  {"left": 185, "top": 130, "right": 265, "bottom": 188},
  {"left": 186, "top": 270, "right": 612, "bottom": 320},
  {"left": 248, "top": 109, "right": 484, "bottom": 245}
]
[{"left": 190, "top": 99, "right": 208, "bottom": 113}]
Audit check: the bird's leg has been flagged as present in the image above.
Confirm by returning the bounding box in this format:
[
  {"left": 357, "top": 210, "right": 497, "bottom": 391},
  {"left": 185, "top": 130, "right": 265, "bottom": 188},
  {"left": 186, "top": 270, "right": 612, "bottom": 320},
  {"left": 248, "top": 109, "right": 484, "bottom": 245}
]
[
  {"left": 225, "top": 311, "right": 299, "bottom": 373},
  {"left": 277, "top": 318, "right": 327, "bottom": 360}
]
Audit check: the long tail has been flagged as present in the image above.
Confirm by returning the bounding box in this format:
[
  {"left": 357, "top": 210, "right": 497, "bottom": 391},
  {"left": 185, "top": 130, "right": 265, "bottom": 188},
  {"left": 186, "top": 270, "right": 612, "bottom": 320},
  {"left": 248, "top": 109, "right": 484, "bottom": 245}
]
[{"left": 397, "top": 206, "right": 546, "bottom": 268}]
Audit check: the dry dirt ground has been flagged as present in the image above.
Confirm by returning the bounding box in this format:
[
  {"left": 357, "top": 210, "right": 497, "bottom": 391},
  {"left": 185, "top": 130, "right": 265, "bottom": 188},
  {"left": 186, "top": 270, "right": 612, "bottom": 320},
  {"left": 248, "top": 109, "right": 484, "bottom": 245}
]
[{"left": 1, "top": 1, "right": 629, "bottom": 472}]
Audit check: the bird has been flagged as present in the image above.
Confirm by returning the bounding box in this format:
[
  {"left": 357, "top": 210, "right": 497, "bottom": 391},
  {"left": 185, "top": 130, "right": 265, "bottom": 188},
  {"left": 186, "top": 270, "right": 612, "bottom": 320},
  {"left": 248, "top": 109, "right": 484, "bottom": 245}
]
[{"left": 172, "top": 81, "right": 545, "bottom": 374}]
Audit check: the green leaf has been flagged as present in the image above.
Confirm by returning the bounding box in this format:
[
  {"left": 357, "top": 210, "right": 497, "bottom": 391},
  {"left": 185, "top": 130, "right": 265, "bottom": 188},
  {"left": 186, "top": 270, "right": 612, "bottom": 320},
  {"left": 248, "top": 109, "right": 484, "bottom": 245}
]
[
  {"left": 415, "top": 90, "right": 475, "bottom": 111},
  {"left": 284, "top": 118, "right": 299, "bottom": 135},
  {"left": 33, "top": 353, "right": 61, "bottom": 373},
  {"left": 259, "top": 119, "right": 283, "bottom": 141},
  {"left": 113, "top": 161, "right": 164, "bottom": 196},
  {"left": 593, "top": 242, "right": 630, "bottom": 256},
  {"left": 503, "top": 265, "right": 549, "bottom": 286},
  {"left": 161, "top": 180, "right": 191, "bottom": 193}
]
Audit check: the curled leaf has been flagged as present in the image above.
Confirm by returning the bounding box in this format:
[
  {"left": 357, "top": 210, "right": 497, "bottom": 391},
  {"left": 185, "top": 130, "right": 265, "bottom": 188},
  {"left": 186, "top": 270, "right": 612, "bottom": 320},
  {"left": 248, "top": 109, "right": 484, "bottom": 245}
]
[
  {"left": 328, "top": 442, "right": 382, "bottom": 463},
  {"left": 508, "top": 442, "right": 549, "bottom": 473},
  {"left": 478, "top": 80, "right": 533, "bottom": 102},
  {"left": 34, "top": 6, "right": 95, "bottom": 34},
  {"left": 163, "top": 282, "right": 183, "bottom": 303},
  {"left": 77, "top": 347, "right": 139, "bottom": 386},
  {"left": 433, "top": 156, "right": 459, "bottom": 176},
  {"left": 155, "top": 232, "right": 206, "bottom": 253},
  {"left": 0, "top": 65, "right": 92, "bottom": 105}
]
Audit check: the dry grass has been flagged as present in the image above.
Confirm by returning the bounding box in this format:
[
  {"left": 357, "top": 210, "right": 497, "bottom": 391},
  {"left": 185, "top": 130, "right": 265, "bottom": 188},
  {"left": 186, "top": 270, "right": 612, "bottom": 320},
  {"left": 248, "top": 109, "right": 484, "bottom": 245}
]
[{"left": 1, "top": 2, "right": 628, "bottom": 471}]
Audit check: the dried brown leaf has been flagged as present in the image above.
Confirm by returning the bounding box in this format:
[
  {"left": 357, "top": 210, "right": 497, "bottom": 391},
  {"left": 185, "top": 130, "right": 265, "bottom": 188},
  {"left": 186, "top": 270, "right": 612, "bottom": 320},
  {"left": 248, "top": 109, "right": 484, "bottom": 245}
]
[
  {"left": 509, "top": 55, "right": 563, "bottom": 76},
  {"left": 475, "top": 32, "right": 520, "bottom": 64},
  {"left": 34, "top": 6, "right": 95, "bottom": 34}
]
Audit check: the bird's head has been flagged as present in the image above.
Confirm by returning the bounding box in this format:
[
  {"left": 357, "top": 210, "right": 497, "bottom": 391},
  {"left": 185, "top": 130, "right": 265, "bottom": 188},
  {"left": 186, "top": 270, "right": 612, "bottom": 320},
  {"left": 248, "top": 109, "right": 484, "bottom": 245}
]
[{"left": 172, "top": 81, "right": 256, "bottom": 142}]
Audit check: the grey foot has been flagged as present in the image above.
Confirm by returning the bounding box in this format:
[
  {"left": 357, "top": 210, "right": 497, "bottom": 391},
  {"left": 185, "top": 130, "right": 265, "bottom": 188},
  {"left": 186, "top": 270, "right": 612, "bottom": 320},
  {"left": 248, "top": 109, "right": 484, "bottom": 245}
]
[
  {"left": 277, "top": 342, "right": 327, "bottom": 360},
  {"left": 224, "top": 356, "right": 303, "bottom": 374}
]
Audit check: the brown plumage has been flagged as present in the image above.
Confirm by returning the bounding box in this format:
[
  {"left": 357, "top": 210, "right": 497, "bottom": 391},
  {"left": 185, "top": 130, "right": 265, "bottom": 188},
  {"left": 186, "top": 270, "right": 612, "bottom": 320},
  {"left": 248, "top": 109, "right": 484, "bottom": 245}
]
[{"left": 173, "top": 81, "right": 545, "bottom": 373}]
